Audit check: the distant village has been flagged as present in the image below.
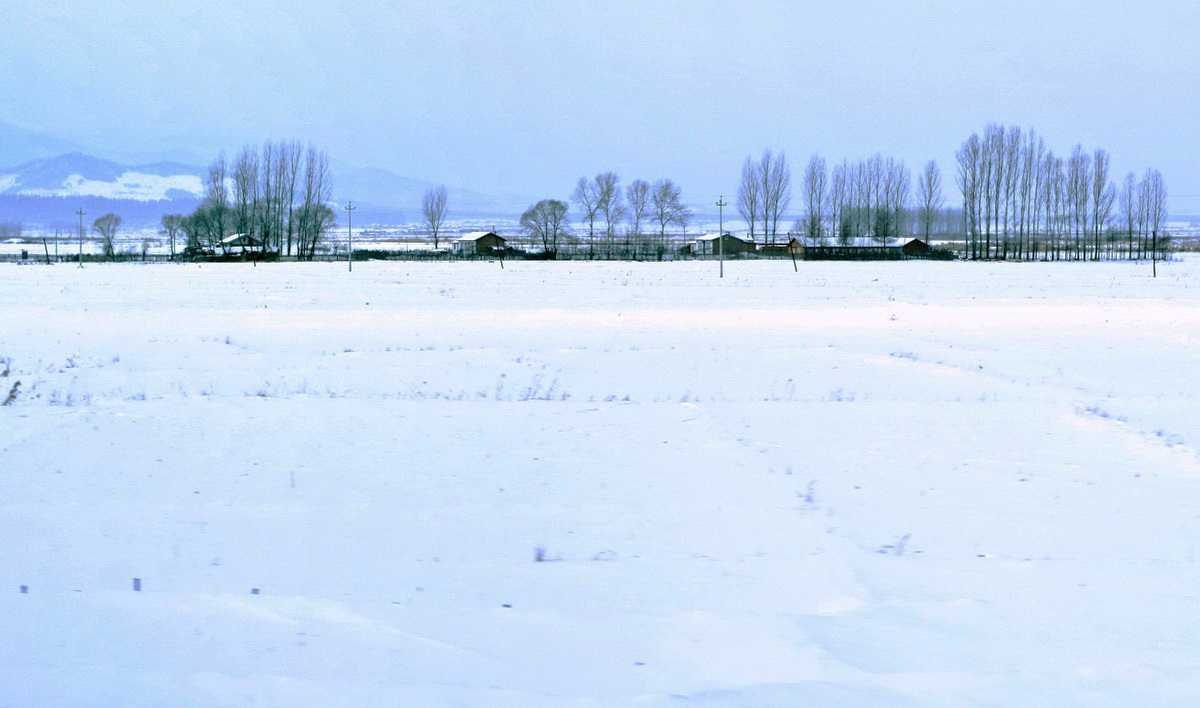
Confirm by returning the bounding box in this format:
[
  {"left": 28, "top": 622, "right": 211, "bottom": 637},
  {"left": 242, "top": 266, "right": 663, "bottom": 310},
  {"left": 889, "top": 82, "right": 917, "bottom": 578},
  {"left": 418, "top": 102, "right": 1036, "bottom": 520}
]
[
  {"left": 350, "top": 230, "right": 952, "bottom": 262},
  {"left": 0, "top": 121, "right": 1190, "bottom": 264}
]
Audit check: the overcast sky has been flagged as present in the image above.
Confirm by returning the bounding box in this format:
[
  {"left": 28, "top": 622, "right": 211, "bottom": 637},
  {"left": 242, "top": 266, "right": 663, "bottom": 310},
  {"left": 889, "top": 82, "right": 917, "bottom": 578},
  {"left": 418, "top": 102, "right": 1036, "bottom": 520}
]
[{"left": 2, "top": 0, "right": 1197, "bottom": 211}]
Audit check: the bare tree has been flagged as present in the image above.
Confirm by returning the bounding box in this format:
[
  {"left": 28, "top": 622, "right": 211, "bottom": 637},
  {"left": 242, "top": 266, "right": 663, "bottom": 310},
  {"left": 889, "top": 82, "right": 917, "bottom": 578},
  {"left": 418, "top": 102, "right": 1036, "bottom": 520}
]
[
  {"left": 1091, "top": 149, "right": 1115, "bottom": 260},
  {"left": 520, "top": 199, "right": 570, "bottom": 253},
  {"left": 257, "top": 140, "right": 276, "bottom": 253},
  {"left": 161, "top": 214, "right": 184, "bottom": 258},
  {"left": 1015, "top": 130, "right": 1045, "bottom": 259},
  {"left": 571, "top": 176, "right": 601, "bottom": 257},
  {"left": 760, "top": 149, "right": 791, "bottom": 244},
  {"left": 231, "top": 145, "right": 259, "bottom": 244},
  {"left": 626, "top": 179, "right": 650, "bottom": 245},
  {"left": 917, "top": 160, "right": 943, "bottom": 244},
  {"left": 203, "top": 153, "right": 230, "bottom": 245},
  {"left": 1120, "top": 172, "right": 1137, "bottom": 258},
  {"left": 281, "top": 141, "right": 302, "bottom": 255},
  {"left": 956, "top": 134, "right": 982, "bottom": 256},
  {"left": 829, "top": 162, "right": 850, "bottom": 244},
  {"left": 737, "top": 156, "right": 760, "bottom": 241},
  {"left": 92, "top": 213, "right": 121, "bottom": 259},
  {"left": 879, "top": 157, "right": 910, "bottom": 242},
  {"left": 651, "top": 178, "right": 689, "bottom": 256},
  {"left": 1048, "top": 152, "right": 1067, "bottom": 260},
  {"left": 297, "top": 145, "right": 333, "bottom": 259},
  {"left": 260, "top": 140, "right": 296, "bottom": 255},
  {"left": 596, "top": 172, "right": 624, "bottom": 257},
  {"left": 1066, "top": 145, "right": 1091, "bottom": 259},
  {"left": 422, "top": 185, "right": 449, "bottom": 249},
  {"left": 1143, "top": 168, "right": 1167, "bottom": 275},
  {"left": 802, "top": 156, "right": 827, "bottom": 244}
]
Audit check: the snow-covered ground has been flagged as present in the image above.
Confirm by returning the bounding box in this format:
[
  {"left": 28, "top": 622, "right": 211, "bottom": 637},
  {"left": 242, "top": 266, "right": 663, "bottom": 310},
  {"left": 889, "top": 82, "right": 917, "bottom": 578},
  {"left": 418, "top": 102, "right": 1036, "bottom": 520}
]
[{"left": 2, "top": 257, "right": 1199, "bottom": 706}]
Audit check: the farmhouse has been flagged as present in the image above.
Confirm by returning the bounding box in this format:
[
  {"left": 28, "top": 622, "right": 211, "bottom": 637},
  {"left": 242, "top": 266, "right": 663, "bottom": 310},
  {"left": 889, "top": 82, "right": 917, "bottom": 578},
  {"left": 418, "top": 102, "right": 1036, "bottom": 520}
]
[
  {"left": 220, "top": 233, "right": 263, "bottom": 250},
  {"left": 693, "top": 232, "right": 756, "bottom": 255},
  {"left": 805, "top": 237, "right": 935, "bottom": 260},
  {"left": 453, "top": 231, "right": 506, "bottom": 255},
  {"left": 758, "top": 237, "right": 804, "bottom": 258}
]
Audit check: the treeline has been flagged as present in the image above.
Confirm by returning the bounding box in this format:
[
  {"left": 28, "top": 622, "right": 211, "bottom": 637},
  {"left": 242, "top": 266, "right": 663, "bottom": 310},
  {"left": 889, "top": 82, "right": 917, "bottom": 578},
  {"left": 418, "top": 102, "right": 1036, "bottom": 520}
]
[
  {"left": 484, "top": 175, "right": 690, "bottom": 258},
  {"left": 732, "top": 129, "right": 1171, "bottom": 260},
  {"left": 789, "top": 153, "right": 928, "bottom": 245},
  {"left": 174, "top": 141, "right": 335, "bottom": 259},
  {"left": 956, "top": 124, "right": 1168, "bottom": 260},
  {"left": 729, "top": 148, "right": 953, "bottom": 248},
  {"left": 737, "top": 150, "right": 792, "bottom": 243}
]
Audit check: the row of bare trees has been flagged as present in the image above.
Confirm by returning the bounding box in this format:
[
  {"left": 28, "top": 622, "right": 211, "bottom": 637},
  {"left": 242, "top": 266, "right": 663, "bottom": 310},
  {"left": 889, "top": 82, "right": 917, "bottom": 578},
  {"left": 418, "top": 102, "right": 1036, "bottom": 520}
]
[
  {"left": 745, "top": 134, "right": 1171, "bottom": 262},
  {"left": 179, "top": 141, "right": 335, "bottom": 259},
  {"left": 956, "top": 124, "right": 1168, "bottom": 260},
  {"left": 794, "top": 154, "right": 917, "bottom": 245},
  {"left": 737, "top": 150, "right": 791, "bottom": 244},
  {"left": 567, "top": 174, "right": 691, "bottom": 257},
  {"left": 739, "top": 149, "right": 927, "bottom": 247}
]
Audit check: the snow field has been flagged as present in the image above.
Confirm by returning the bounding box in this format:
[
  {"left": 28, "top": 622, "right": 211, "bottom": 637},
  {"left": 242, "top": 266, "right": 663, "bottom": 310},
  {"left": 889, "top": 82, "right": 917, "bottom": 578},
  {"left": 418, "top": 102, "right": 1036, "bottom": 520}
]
[{"left": 2, "top": 258, "right": 1200, "bottom": 706}]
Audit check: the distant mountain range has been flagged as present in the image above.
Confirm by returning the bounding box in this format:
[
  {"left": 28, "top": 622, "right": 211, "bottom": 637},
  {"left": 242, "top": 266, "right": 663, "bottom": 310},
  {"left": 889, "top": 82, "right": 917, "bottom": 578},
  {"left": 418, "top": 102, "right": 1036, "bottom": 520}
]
[
  {"left": 0, "top": 153, "right": 206, "bottom": 201},
  {"left": 0, "top": 122, "right": 537, "bottom": 225},
  {"left": 0, "top": 152, "right": 536, "bottom": 226}
]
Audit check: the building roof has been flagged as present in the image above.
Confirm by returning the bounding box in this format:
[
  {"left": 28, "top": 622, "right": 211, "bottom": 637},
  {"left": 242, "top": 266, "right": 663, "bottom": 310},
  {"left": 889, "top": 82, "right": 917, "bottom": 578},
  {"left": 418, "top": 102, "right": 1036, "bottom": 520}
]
[
  {"left": 220, "top": 233, "right": 261, "bottom": 246},
  {"left": 695, "top": 232, "right": 743, "bottom": 242},
  {"left": 454, "top": 231, "right": 504, "bottom": 242}
]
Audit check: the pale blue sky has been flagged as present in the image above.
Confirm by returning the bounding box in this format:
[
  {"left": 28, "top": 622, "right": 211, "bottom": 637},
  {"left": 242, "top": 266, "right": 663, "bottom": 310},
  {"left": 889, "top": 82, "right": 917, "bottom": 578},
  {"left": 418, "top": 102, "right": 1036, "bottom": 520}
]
[{"left": 2, "top": 0, "right": 1197, "bottom": 211}]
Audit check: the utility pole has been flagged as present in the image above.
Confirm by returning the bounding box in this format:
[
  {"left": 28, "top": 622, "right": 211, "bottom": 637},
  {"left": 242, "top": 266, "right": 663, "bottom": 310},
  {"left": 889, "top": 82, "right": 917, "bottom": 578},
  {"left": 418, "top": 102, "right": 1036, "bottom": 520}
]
[
  {"left": 715, "top": 196, "right": 727, "bottom": 278},
  {"left": 344, "top": 200, "right": 356, "bottom": 272},
  {"left": 76, "top": 208, "right": 86, "bottom": 268}
]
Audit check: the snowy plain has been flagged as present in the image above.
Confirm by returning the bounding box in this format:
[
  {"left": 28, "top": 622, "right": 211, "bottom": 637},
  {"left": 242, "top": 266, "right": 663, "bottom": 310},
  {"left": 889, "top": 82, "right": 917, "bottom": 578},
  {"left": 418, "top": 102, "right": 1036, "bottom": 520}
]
[{"left": 2, "top": 256, "right": 1200, "bottom": 706}]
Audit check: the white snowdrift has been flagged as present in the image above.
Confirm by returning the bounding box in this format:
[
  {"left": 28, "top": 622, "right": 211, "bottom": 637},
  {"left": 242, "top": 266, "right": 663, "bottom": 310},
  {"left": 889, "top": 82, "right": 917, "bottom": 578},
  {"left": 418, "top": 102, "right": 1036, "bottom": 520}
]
[{"left": 1, "top": 257, "right": 1198, "bottom": 706}]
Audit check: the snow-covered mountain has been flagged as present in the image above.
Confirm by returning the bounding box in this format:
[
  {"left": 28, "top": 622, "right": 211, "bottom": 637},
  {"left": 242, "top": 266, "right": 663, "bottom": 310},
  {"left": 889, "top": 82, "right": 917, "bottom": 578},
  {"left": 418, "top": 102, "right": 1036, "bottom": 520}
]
[{"left": 0, "top": 153, "right": 206, "bottom": 201}]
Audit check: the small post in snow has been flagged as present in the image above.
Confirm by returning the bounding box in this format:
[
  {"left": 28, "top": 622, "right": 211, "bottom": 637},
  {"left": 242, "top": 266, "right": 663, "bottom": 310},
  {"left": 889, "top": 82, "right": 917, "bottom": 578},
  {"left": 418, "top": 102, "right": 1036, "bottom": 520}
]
[{"left": 132, "top": 578, "right": 141, "bottom": 592}]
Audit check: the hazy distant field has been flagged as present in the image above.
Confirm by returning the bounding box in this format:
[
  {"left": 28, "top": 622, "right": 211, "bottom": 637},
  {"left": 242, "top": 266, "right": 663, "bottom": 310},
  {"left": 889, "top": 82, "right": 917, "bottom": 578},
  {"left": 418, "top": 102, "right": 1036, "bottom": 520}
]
[{"left": 3, "top": 258, "right": 1199, "bottom": 706}]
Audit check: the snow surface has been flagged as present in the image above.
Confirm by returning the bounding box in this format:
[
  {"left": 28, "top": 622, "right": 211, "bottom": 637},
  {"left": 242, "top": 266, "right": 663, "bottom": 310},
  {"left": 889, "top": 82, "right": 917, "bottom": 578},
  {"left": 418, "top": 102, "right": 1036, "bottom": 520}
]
[{"left": 2, "top": 257, "right": 1200, "bottom": 706}]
